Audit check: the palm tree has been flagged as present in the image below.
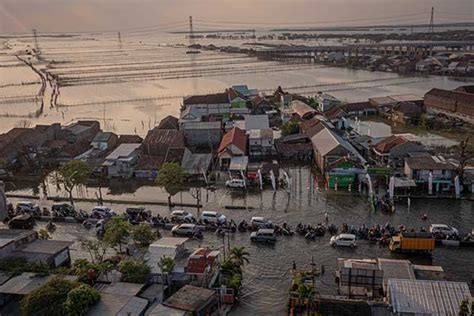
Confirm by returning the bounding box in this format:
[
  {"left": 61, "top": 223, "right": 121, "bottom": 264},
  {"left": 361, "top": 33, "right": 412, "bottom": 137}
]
[
  {"left": 229, "top": 246, "right": 250, "bottom": 267},
  {"left": 158, "top": 256, "right": 175, "bottom": 293}
]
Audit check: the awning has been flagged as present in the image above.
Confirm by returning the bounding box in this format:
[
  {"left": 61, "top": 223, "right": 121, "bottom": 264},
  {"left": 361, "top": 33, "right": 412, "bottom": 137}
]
[
  {"left": 394, "top": 178, "right": 416, "bottom": 188},
  {"left": 229, "top": 156, "right": 248, "bottom": 171}
]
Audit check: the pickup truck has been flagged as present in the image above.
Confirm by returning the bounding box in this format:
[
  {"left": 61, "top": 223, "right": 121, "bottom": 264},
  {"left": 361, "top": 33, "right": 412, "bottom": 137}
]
[{"left": 389, "top": 232, "right": 435, "bottom": 254}]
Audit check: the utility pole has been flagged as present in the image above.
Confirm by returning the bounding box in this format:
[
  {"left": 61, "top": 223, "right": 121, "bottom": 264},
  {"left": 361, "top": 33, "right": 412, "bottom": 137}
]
[
  {"left": 32, "top": 29, "right": 41, "bottom": 58},
  {"left": 189, "top": 16, "right": 195, "bottom": 48},
  {"left": 429, "top": 7, "right": 434, "bottom": 56},
  {"left": 118, "top": 31, "right": 123, "bottom": 50}
]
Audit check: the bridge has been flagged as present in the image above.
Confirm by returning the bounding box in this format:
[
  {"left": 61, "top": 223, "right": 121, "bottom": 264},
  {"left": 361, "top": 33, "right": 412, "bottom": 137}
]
[{"left": 255, "top": 40, "right": 474, "bottom": 61}]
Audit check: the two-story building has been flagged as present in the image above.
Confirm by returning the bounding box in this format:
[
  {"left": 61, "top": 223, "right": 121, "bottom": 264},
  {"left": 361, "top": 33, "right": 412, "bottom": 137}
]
[
  {"left": 248, "top": 128, "right": 274, "bottom": 160},
  {"left": 316, "top": 93, "right": 341, "bottom": 112},
  {"left": 404, "top": 155, "right": 457, "bottom": 192},
  {"left": 102, "top": 143, "right": 141, "bottom": 178}
]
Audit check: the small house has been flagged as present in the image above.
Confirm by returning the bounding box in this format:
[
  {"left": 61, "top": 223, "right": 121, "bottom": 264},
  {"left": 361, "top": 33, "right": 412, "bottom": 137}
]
[
  {"left": 180, "top": 121, "right": 222, "bottom": 149},
  {"left": 61, "top": 120, "right": 100, "bottom": 143},
  {"left": 91, "top": 132, "right": 118, "bottom": 151},
  {"left": 181, "top": 149, "right": 213, "bottom": 180},
  {"left": 390, "top": 102, "right": 422, "bottom": 124},
  {"left": 102, "top": 143, "right": 141, "bottom": 178},
  {"left": 217, "top": 127, "right": 247, "bottom": 170},
  {"left": 162, "top": 285, "right": 217, "bottom": 316},
  {"left": 341, "top": 102, "right": 377, "bottom": 117},
  {"left": 291, "top": 100, "right": 318, "bottom": 121},
  {"left": 274, "top": 134, "right": 313, "bottom": 161},
  {"left": 372, "top": 135, "right": 409, "bottom": 165},
  {"left": 311, "top": 123, "right": 366, "bottom": 174},
  {"left": 316, "top": 93, "right": 341, "bottom": 112}
]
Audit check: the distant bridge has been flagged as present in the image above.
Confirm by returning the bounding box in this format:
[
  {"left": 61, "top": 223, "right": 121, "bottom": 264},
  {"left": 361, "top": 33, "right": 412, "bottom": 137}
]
[{"left": 256, "top": 40, "right": 474, "bottom": 60}]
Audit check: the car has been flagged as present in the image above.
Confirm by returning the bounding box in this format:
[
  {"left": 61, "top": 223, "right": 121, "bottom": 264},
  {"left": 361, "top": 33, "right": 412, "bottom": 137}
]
[
  {"left": 429, "top": 224, "right": 459, "bottom": 236},
  {"left": 8, "top": 214, "right": 35, "bottom": 229},
  {"left": 250, "top": 229, "right": 277, "bottom": 243},
  {"left": 15, "top": 201, "right": 40, "bottom": 214},
  {"left": 91, "top": 206, "right": 116, "bottom": 218},
  {"left": 251, "top": 216, "right": 272, "bottom": 229},
  {"left": 200, "top": 211, "right": 226, "bottom": 224},
  {"left": 52, "top": 203, "right": 75, "bottom": 216},
  {"left": 225, "top": 179, "right": 246, "bottom": 189},
  {"left": 171, "top": 223, "right": 199, "bottom": 237},
  {"left": 330, "top": 234, "right": 357, "bottom": 248},
  {"left": 171, "top": 210, "right": 194, "bottom": 222}
]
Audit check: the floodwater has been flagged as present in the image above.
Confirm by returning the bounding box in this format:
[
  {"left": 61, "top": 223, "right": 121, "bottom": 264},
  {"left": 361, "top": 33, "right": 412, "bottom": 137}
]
[
  {"left": 0, "top": 34, "right": 472, "bottom": 135},
  {"left": 2, "top": 33, "right": 474, "bottom": 315},
  {"left": 6, "top": 166, "right": 474, "bottom": 315}
]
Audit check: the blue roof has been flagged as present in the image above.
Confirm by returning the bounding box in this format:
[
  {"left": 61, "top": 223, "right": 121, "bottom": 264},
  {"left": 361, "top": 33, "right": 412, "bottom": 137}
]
[{"left": 232, "top": 85, "right": 250, "bottom": 96}]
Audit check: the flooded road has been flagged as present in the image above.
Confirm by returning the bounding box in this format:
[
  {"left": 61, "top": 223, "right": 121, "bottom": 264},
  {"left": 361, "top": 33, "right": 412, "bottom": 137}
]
[{"left": 6, "top": 167, "right": 474, "bottom": 315}]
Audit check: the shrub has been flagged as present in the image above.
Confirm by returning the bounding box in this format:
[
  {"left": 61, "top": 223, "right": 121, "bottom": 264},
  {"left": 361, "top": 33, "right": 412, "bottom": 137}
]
[
  {"left": 21, "top": 277, "right": 78, "bottom": 316},
  {"left": 64, "top": 284, "right": 100, "bottom": 316},
  {"left": 119, "top": 258, "right": 151, "bottom": 283},
  {"left": 131, "top": 224, "right": 156, "bottom": 249}
]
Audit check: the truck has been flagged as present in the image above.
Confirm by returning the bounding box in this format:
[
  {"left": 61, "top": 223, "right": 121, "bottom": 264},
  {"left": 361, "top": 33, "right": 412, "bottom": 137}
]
[{"left": 389, "top": 232, "right": 435, "bottom": 253}]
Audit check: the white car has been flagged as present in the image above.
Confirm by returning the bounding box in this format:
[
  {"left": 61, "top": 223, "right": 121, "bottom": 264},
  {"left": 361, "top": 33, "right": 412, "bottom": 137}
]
[
  {"left": 200, "top": 211, "right": 226, "bottom": 224},
  {"left": 251, "top": 216, "right": 272, "bottom": 229},
  {"left": 429, "top": 224, "right": 459, "bottom": 236},
  {"left": 171, "top": 210, "right": 194, "bottom": 222},
  {"left": 15, "top": 201, "right": 40, "bottom": 214},
  {"left": 330, "top": 234, "right": 357, "bottom": 248},
  {"left": 225, "top": 179, "right": 246, "bottom": 189},
  {"left": 91, "top": 206, "right": 116, "bottom": 218},
  {"left": 171, "top": 223, "right": 199, "bottom": 237}
]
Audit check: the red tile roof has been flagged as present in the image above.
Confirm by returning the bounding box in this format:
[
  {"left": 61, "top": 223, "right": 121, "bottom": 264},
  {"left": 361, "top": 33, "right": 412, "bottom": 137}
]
[
  {"left": 217, "top": 127, "right": 247, "bottom": 154},
  {"left": 374, "top": 135, "right": 408, "bottom": 154}
]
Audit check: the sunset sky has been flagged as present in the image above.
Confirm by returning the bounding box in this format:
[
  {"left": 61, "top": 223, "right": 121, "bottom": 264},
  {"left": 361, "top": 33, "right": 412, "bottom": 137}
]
[{"left": 0, "top": 0, "right": 473, "bottom": 33}]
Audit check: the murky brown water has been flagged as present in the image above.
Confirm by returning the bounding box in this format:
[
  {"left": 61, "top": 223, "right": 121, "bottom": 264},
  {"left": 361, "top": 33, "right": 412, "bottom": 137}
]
[{"left": 6, "top": 166, "right": 474, "bottom": 315}]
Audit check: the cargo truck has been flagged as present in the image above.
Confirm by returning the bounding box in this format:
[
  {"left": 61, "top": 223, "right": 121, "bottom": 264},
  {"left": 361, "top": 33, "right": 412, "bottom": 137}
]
[{"left": 389, "top": 232, "right": 435, "bottom": 253}]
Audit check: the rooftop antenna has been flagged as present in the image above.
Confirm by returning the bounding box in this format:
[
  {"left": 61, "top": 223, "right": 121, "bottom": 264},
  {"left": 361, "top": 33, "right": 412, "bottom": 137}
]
[{"left": 32, "top": 29, "right": 41, "bottom": 58}]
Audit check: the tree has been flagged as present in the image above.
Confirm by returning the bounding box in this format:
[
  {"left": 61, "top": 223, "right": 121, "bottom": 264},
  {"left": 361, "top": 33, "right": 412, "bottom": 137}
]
[
  {"left": 457, "top": 136, "right": 471, "bottom": 185},
  {"left": 458, "top": 299, "right": 470, "bottom": 316},
  {"left": 229, "top": 246, "right": 250, "bottom": 267},
  {"left": 80, "top": 239, "right": 109, "bottom": 263},
  {"left": 158, "top": 256, "right": 175, "bottom": 291},
  {"left": 281, "top": 120, "right": 299, "bottom": 136},
  {"left": 103, "top": 217, "right": 132, "bottom": 253},
  {"left": 119, "top": 258, "right": 151, "bottom": 283},
  {"left": 131, "top": 224, "right": 156, "bottom": 249},
  {"left": 64, "top": 284, "right": 100, "bottom": 316},
  {"left": 21, "top": 277, "right": 78, "bottom": 316},
  {"left": 51, "top": 160, "right": 91, "bottom": 206},
  {"left": 155, "top": 162, "right": 187, "bottom": 208},
  {"left": 38, "top": 228, "right": 51, "bottom": 240}
]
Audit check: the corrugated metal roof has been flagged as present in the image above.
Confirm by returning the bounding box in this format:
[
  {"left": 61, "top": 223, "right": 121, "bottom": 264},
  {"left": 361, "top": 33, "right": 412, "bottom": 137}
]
[
  {"left": 105, "top": 143, "right": 140, "bottom": 160},
  {"left": 244, "top": 115, "right": 269, "bottom": 130},
  {"left": 388, "top": 279, "right": 471, "bottom": 315},
  {"left": 181, "top": 150, "right": 212, "bottom": 175}
]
